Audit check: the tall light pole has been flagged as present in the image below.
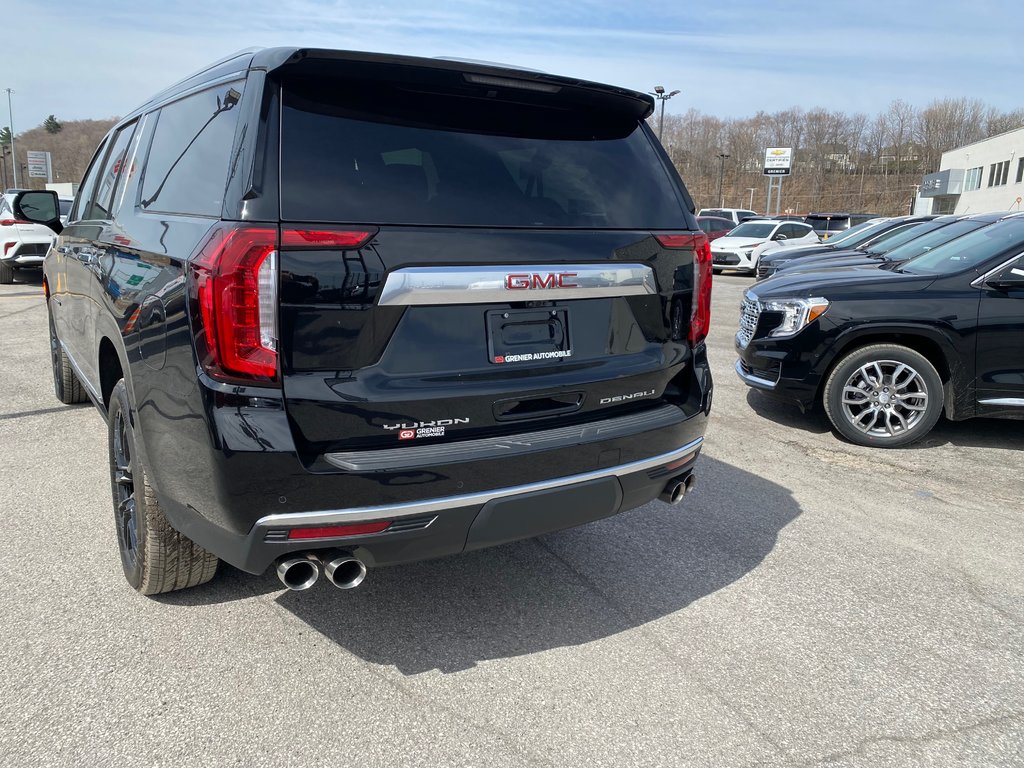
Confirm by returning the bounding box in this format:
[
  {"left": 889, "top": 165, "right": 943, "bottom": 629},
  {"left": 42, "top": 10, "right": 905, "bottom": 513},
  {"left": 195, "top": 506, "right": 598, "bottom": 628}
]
[
  {"left": 716, "top": 153, "right": 730, "bottom": 207},
  {"left": 746, "top": 187, "right": 756, "bottom": 210},
  {"left": 4, "top": 88, "right": 16, "bottom": 188},
  {"left": 649, "top": 85, "right": 680, "bottom": 142}
]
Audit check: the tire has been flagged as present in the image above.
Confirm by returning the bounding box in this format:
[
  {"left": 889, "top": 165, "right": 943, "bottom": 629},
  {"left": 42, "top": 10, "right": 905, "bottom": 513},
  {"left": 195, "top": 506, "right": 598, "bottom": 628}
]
[
  {"left": 0, "top": 261, "right": 14, "bottom": 284},
  {"left": 48, "top": 305, "right": 88, "bottom": 404},
  {"left": 108, "top": 379, "right": 218, "bottom": 594},
  {"left": 823, "top": 344, "right": 943, "bottom": 448}
]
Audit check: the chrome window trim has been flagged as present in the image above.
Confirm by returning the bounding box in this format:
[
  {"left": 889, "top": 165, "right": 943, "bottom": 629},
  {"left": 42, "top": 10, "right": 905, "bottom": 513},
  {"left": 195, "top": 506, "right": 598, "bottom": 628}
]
[
  {"left": 254, "top": 437, "right": 703, "bottom": 528},
  {"left": 377, "top": 263, "right": 656, "bottom": 306},
  {"left": 969, "top": 250, "right": 1024, "bottom": 289}
]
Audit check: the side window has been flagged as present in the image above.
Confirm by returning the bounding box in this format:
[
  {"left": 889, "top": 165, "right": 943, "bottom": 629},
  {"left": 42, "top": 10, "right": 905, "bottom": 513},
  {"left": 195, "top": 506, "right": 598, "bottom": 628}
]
[
  {"left": 140, "top": 82, "right": 244, "bottom": 217},
  {"left": 85, "top": 123, "right": 137, "bottom": 221},
  {"left": 69, "top": 139, "right": 109, "bottom": 223}
]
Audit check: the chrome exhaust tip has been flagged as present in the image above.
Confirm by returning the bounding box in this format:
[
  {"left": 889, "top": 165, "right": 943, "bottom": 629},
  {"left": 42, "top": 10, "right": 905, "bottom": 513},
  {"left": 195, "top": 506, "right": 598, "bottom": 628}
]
[
  {"left": 659, "top": 473, "right": 695, "bottom": 505},
  {"left": 324, "top": 552, "right": 368, "bottom": 590},
  {"left": 276, "top": 554, "right": 321, "bottom": 591}
]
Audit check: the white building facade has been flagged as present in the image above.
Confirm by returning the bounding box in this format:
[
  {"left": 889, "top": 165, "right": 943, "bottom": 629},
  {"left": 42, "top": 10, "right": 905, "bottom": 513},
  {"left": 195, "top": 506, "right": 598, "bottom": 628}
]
[{"left": 915, "top": 126, "right": 1024, "bottom": 215}]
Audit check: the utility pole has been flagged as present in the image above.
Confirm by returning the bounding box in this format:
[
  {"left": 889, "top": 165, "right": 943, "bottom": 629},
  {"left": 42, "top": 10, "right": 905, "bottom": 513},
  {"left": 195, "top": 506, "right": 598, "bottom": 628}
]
[
  {"left": 716, "top": 153, "right": 730, "bottom": 207},
  {"left": 649, "top": 86, "right": 680, "bottom": 143},
  {"left": 4, "top": 88, "right": 16, "bottom": 188}
]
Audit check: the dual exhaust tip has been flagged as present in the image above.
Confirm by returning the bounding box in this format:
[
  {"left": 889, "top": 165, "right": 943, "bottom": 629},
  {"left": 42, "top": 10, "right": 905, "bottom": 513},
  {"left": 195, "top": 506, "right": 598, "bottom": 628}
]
[
  {"left": 276, "top": 551, "right": 367, "bottom": 592},
  {"left": 659, "top": 472, "right": 696, "bottom": 505}
]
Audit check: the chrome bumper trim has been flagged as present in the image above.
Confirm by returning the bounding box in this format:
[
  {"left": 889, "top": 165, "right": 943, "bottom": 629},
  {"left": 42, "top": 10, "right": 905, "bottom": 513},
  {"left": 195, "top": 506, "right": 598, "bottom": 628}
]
[
  {"left": 734, "top": 358, "right": 777, "bottom": 390},
  {"left": 255, "top": 437, "right": 704, "bottom": 529}
]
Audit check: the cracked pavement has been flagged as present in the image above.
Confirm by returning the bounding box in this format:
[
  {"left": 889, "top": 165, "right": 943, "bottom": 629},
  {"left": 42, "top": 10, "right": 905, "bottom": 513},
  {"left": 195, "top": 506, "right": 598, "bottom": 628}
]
[{"left": 1, "top": 271, "right": 1022, "bottom": 766}]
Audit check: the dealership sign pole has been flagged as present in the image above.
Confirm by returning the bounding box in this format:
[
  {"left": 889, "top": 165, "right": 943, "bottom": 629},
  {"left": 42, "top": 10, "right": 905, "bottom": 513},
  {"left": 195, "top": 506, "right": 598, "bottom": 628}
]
[{"left": 764, "top": 147, "right": 792, "bottom": 215}]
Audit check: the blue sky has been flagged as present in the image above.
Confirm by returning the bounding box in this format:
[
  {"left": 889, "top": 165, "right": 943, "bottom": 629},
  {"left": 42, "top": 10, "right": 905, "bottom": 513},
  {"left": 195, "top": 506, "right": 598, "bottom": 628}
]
[{"left": 5, "top": 0, "right": 1022, "bottom": 132}]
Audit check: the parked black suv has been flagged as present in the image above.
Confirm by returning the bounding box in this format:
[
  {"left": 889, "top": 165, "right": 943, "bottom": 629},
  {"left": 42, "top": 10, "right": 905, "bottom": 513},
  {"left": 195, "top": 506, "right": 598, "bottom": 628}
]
[
  {"left": 23, "top": 48, "right": 712, "bottom": 594},
  {"left": 755, "top": 216, "right": 938, "bottom": 280},
  {"left": 735, "top": 214, "right": 1024, "bottom": 447}
]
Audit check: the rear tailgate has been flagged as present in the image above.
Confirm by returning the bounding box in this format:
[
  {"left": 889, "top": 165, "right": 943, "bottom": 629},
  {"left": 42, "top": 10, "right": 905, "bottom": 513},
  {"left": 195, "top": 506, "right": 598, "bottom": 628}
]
[{"left": 269, "top": 55, "right": 706, "bottom": 467}]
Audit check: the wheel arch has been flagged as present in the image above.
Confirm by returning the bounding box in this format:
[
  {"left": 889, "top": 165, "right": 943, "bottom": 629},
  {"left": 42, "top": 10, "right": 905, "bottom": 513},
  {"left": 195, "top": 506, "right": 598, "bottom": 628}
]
[{"left": 817, "top": 326, "right": 963, "bottom": 418}]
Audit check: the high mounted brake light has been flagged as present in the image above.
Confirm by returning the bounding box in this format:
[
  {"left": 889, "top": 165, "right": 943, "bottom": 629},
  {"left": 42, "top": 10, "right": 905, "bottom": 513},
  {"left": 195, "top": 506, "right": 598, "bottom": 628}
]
[{"left": 654, "top": 233, "right": 713, "bottom": 346}]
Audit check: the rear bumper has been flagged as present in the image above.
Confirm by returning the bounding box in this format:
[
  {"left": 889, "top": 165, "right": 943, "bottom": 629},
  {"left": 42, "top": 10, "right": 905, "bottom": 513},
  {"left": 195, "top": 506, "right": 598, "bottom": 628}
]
[
  {"left": 164, "top": 439, "right": 702, "bottom": 574},
  {"left": 1, "top": 240, "right": 49, "bottom": 265}
]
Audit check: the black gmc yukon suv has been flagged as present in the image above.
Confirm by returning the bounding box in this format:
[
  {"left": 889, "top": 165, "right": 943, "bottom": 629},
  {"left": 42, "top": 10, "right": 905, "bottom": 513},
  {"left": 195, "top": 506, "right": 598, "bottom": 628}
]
[
  {"left": 22, "top": 49, "right": 712, "bottom": 595},
  {"left": 736, "top": 214, "right": 1024, "bottom": 447}
]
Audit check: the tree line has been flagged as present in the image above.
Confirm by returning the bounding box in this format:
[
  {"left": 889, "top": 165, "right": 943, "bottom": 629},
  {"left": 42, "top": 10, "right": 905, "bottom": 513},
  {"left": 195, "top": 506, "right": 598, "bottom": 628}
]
[
  {"left": 660, "top": 97, "right": 1024, "bottom": 216},
  {"left": 1, "top": 117, "right": 117, "bottom": 191}
]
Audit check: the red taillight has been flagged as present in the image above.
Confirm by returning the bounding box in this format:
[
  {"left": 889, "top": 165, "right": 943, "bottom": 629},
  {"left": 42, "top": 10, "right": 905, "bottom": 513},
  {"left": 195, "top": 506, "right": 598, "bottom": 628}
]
[
  {"left": 0, "top": 219, "right": 30, "bottom": 227},
  {"left": 188, "top": 225, "right": 375, "bottom": 384},
  {"left": 287, "top": 521, "right": 392, "bottom": 540},
  {"left": 191, "top": 226, "right": 279, "bottom": 382},
  {"left": 3, "top": 242, "right": 14, "bottom": 256},
  {"left": 654, "top": 233, "right": 713, "bottom": 346}
]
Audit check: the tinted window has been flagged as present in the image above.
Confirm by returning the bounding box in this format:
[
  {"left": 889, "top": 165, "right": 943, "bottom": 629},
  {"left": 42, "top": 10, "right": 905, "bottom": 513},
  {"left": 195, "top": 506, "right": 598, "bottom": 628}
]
[
  {"left": 729, "top": 222, "right": 776, "bottom": 238},
  {"left": 84, "top": 123, "right": 137, "bottom": 221},
  {"left": 59, "top": 199, "right": 72, "bottom": 216},
  {"left": 883, "top": 220, "right": 986, "bottom": 262},
  {"left": 864, "top": 221, "right": 946, "bottom": 254},
  {"left": 70, "top": 141, "right": 108, "bottom": 222},
  {"left": 823, "top": 220, "right": 882, "bottom": 246},
  {"left": 901, "top": 218, "right": 1024, "bottom": 275},
  {"left": 807, "top": 216, "right": 851, "bottom": 233},
  {"left": 140, "top": 82, "right": 244, "bottom": 217},
  {"left": 281, "top": 76, "right": 685, "bottom": 228}
]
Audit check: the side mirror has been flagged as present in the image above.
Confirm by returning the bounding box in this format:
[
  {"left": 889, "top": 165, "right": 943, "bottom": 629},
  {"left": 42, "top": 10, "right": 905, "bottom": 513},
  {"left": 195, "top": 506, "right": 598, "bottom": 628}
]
[
  {"left": 14, "top": 190, "right": 63, "bottom": 235},
  {"left": 773, "top": 233, "right": 787, "bottom": 242}
]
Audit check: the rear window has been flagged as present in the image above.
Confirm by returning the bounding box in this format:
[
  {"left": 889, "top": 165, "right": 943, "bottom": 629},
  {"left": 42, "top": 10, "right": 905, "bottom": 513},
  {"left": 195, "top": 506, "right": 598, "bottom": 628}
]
[
  {"left": 280, "top": 76, "right": 686, "bottom": 228},
  {"left": 806, "top": 216, "right": 851, "bottom": 233}
]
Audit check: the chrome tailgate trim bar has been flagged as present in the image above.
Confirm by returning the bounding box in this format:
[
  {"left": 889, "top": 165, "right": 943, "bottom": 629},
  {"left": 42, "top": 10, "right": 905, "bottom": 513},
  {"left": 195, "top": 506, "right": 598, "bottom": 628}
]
[{"left": 377, "top": 263, "right": 657, "bottom": 306}]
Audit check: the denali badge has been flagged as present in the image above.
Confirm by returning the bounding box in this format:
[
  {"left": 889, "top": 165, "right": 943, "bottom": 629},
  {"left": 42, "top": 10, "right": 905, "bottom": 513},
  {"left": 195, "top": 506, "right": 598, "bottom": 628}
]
[
  {"left": 600, "top": 389, "right": 655, "bottom": 404},
  {"left": 505, "top": 272, "right": 578, "bottom": 290}
]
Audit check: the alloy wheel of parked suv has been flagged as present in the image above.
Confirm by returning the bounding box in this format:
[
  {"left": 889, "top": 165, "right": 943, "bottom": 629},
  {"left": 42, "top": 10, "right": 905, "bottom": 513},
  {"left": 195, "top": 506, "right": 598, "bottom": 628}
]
[
  {"left": 823, "top": 344, "right": 943, "bottom": 447},
  {"left": 107, "top": 379, "right": 218, "bottom": 594},
  {"left": 47, "top": 306, "right": 87, "bottom": 405}
]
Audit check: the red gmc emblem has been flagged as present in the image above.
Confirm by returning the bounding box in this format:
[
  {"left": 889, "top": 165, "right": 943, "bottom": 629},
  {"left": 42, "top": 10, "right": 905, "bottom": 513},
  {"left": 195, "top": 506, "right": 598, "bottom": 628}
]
[{"left": 505, "top": 272, "right": 578, "bottom": 290}]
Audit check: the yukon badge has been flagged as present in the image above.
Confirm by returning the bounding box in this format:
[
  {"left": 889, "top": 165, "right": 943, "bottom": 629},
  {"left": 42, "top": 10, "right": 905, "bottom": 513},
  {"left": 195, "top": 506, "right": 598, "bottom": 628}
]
[{"left": 505, "top": 272, "right": 578, "bottom": 290}]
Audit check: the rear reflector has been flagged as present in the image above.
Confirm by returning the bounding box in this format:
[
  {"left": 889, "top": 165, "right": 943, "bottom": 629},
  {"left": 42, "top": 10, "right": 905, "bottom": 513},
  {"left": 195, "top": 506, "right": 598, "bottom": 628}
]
[
  {"left": 281, "top": 229, "right": 373, "bottom": 248},
  {"left": 287, "top": 521, "right": 393, "bottom": 540}
]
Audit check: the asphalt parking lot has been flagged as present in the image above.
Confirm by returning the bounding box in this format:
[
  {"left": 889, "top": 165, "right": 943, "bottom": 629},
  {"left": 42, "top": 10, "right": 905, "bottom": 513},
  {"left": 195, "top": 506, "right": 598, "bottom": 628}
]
[{"left": 1, "top": 269, "right": 1022, "bottom": 767}]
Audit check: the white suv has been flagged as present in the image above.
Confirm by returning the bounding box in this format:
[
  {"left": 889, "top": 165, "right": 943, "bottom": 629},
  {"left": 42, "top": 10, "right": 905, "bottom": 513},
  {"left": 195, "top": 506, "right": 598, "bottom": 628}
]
[
  {"left": 710, "top": 220, "right": 819, "bottom": 275},
  {"left": 0, "top": 193, "right": 70, "bottom": 284},
  {"left": 697, "top": 207, "right": 758, "bottom": 226}
]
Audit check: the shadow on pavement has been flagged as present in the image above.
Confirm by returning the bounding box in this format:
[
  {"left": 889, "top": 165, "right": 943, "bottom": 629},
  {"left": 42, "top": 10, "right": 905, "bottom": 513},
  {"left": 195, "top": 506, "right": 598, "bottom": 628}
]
[
  {"left": 745, "top": 388, "right": 831, "bottom": 435},
  {"left": 260, "top": 456, "right": 801, "bottom": 675},
  {"left": 745, "top": 387, "right": 1024, "bottom": 451}
]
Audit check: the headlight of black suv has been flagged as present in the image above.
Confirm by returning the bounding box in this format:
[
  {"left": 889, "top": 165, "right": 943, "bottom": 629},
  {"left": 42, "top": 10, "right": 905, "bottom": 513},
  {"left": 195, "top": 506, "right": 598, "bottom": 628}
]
[{"left": 759, "top": 297, "right": 830, "bottom": 338}]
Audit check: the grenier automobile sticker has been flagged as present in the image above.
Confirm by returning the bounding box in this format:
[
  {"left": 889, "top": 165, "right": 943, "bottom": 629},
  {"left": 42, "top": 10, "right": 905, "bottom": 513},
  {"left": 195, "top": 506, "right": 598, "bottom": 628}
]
[
  {"left": 383, "top": 418, "right": 470, "bottom": 440},
  {"left": 493, "top": 350, "right": 572, "bottom": 364}
]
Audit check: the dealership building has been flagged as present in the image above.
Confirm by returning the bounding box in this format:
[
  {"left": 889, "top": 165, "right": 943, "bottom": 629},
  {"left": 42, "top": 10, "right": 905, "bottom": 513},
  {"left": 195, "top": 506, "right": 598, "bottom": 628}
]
[{"left": 915, "top": 126, "right": 1024, "bottom": 215}]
